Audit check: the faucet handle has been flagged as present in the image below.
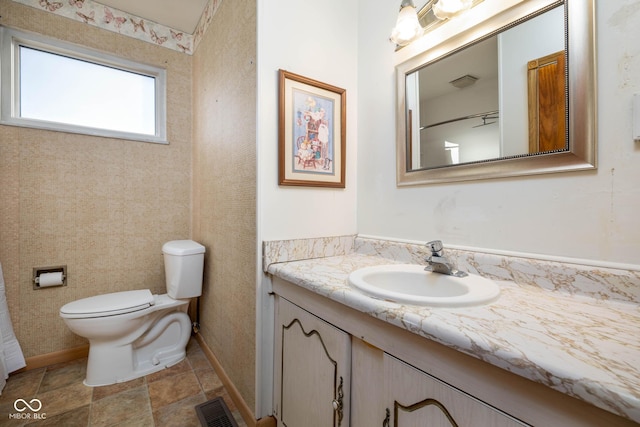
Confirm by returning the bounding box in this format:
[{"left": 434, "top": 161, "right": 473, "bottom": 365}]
[{"left": 426, "top": 240, "right": 444, "bottom": 256}]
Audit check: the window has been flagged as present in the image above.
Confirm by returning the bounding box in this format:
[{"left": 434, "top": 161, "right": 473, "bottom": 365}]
[
  {"left": 444, "top": 141, "right": 460, "bottom": 164},
  {"left": 0, "top": 26, "right": 167, "bottom": 143}
]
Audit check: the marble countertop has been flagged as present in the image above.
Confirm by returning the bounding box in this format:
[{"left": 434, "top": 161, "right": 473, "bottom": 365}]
[{"left": 267, "top": 253, "right": 640, "bottom": 424}]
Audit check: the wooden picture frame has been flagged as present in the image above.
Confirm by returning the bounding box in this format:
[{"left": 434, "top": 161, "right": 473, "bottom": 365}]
[{"left": 278, "top": 70, "right": 346, "bottom": 188}]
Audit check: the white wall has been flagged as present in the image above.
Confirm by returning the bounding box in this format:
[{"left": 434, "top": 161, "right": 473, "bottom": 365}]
[
  {"left": 357, "top": 0, "right": 640, "bottom": 266},
  {"left": 257, "top": 0, "right": 359, "bottom": 242},
  {"left": 255, "top": 0, "right": 359, "bottom": 417}
]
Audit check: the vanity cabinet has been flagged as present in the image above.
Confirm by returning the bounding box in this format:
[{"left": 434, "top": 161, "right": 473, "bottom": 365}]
[
  {"left": 380, "top": 354, "right": 527, "bottom": 426},
  {"left": 272, "top": 276, "right": 637, "bottom": 427},
  {"left": 274, "top": 295, "right": 523, "bottom": 427},
  {"left": 350, "top": 338, "right": 527, "bottom": 427},
  {"left": 274, "top": 296, "right": 350, "bottom": 427}
]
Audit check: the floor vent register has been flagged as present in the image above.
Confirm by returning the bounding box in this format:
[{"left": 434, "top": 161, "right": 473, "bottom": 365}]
[{"left": 195, "top": 397, "right": 239, "bottom": 427}]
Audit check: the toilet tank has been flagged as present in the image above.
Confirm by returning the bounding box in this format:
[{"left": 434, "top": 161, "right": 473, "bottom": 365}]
[{"left": 162, "top": 240, "right": 206, "bottom": 299}]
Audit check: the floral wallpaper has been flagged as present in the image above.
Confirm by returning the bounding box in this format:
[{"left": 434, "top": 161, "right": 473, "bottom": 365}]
[{"left": 12, "top": 0, "right": 221, "bottom": 54}]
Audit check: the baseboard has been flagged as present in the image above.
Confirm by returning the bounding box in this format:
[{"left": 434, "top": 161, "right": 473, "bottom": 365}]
[
  {"left": 20, "top": 344, "right": 89, "bottom": 372},
  {"left": 194, "top": 334, "right": 276, "bottom": 427},
  {"left": 255, "top": 416, "right": 277, "bottom": 427}
]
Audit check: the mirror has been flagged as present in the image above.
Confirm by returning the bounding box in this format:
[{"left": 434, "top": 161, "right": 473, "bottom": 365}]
[{"left": 396, "top": 0, "right": 596, "bottom": 185}]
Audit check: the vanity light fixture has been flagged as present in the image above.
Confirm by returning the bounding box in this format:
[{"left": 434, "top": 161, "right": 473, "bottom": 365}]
[
  {"left": 390, "top": 0, "right": 423, "bottom": 47},
  {"left": 432, "top": 0, "right": 473, "bottom": 20}
]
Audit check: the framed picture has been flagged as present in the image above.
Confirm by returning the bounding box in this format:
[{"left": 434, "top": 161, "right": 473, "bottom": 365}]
[{"left": 278, "top": 69, "right": 346, "bottom": 188}]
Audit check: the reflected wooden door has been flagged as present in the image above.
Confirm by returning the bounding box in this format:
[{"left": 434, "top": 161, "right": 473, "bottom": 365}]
[{"left": 528, "top": 51, "right": 566, "bottom": 153}]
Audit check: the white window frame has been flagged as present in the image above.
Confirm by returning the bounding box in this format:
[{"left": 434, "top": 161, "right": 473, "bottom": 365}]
[{"left": 0, "top": 26, "right": 167, "bottom": 144}]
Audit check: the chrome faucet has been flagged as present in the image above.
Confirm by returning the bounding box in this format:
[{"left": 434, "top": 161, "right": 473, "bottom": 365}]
[{"left": 425, "top": 240, "right": 468, "bottom": 277}]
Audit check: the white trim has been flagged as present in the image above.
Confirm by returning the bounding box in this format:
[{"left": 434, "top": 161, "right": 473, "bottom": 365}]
[
  {"left": 255, "top": 0, "right": 274, "bottom": 415},
  {"left": 0, "top": 26, "right": 167, "bottom": 144}
]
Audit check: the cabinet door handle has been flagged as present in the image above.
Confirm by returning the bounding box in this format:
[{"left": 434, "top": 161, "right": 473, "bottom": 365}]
[
  {"left": 383, "top": 408, "right": 390, "bottom": 426},
  {"left": 395, "top": 398, "right": 460, "bottom": 427},
  {"left": 333, "top": 376, "right": 344, "bottom": 426}
]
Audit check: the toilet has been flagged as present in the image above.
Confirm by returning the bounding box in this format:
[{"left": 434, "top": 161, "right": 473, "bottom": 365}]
[{"left": 60, "top": 240, "right": 205, "bottom": 386}]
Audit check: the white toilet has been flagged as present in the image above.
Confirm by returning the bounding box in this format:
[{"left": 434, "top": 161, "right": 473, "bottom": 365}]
[{"left": 60, "top": 240, "right": 205, "bottom": 386}]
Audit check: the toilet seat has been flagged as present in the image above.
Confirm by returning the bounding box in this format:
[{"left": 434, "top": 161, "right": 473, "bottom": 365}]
[{"left": 60, "top": 289, "right": 155, "bottom": 319}]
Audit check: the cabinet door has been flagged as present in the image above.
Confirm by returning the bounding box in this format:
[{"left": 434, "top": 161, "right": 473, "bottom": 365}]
[
  {"left": 274, "top": 297, "right": 351, "bottom": 427},
  {"left": 383, "top": 354, "right": 529, "bottom": 427},
  {"left": 351, "top": 338, "right": 385, "bottom": 427}
]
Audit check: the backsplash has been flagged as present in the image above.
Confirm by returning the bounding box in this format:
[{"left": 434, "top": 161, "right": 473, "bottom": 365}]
[
  {"left": 262, "top": 235, "right": 356, "bottom": 271},
  {"left": 263, "top": 235, "right": 640, "bottom": 304}
]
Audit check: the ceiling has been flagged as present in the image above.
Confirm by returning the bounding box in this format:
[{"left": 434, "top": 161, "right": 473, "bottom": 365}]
[
  {"left": 418, "top": 36, "right": 498, "bottom": 101},
  {"left": 97, "top": 0, "right": 209, "bottom": 34}
]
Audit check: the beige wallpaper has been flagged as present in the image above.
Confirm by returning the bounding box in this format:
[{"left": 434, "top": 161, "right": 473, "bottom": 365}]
[
  {"left": 0, "top": 0, "right": 192, "bottom": 357},
  {"left": 191, "top": 0, "right": 257, "bottom": 413}
]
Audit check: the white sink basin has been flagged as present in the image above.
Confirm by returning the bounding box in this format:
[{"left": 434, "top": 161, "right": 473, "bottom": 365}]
[{"left": 348, "top": 264, "right": 500, "bottom": 307}]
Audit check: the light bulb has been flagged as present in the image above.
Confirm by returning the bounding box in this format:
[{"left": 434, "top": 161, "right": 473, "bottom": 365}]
[
  {"left": 432, "top": 0, "right": 473, "bottom": 20},
  {"left": 390, "top": 2, "right": 423, "bottom": 46}
]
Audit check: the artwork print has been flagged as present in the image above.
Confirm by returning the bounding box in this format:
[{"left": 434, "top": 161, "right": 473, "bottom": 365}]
[
  {"left": 278, "top": 70, "right": 346, "bottom": 188},
  {"left": 292, "top": 90, "right": 335, "bottom": 174}
]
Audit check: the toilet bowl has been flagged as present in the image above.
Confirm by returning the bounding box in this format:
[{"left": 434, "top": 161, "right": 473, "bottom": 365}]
[{"left": 60, "top": 240, "right": 205, "bottom": 386}]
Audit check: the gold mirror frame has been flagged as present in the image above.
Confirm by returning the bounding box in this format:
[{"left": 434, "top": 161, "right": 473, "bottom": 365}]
[{"left": 396, "top": 0, "right": 596, "bottom": 186}]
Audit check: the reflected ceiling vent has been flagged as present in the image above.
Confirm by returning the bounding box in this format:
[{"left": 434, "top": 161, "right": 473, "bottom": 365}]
[{"left": 449, "top": 74, "right": 478, "bottom": 89}]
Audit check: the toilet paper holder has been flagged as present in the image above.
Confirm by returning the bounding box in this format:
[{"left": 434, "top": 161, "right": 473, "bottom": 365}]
[{"left": 33, "top": 265, "right": 67, "bottom": 289}]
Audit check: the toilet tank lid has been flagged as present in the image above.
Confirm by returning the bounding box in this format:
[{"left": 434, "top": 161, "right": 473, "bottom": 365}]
[{"left": 163, "top": 240, "right": 205, "bottom": 256}]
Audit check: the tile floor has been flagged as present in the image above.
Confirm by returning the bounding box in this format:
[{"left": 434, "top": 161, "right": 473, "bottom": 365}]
[{"left": 0, "top": 338, "right": 247, "bottom": 427}]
